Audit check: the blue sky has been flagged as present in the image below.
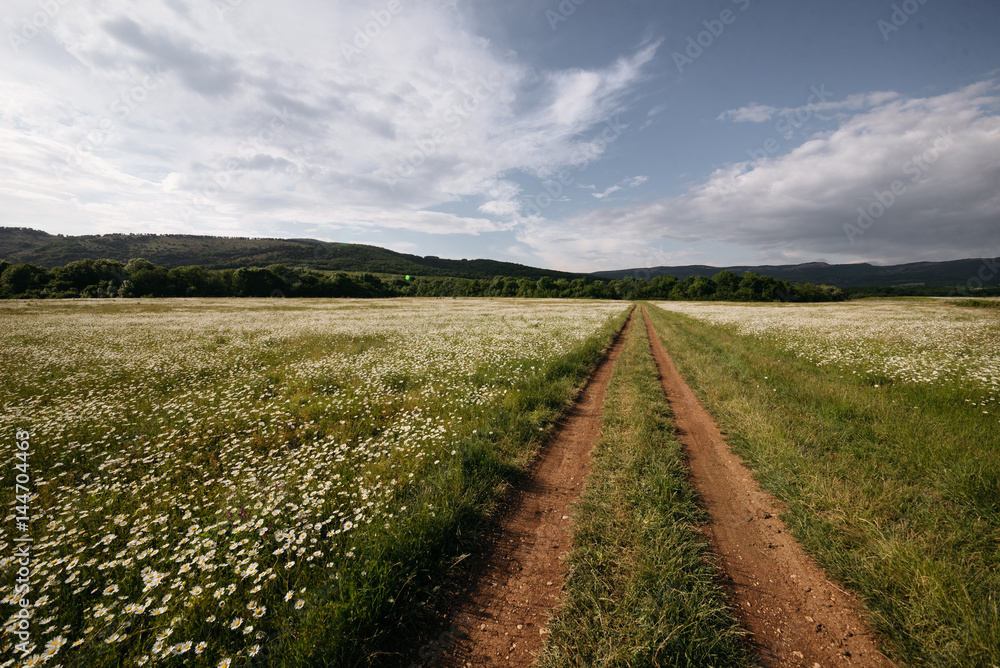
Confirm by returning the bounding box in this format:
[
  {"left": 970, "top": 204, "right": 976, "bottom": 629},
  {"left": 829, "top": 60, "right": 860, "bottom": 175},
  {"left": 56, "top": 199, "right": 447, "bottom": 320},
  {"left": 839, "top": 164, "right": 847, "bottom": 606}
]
[{"left": 2, "top": 0, "right": 998, "bottom": 271}]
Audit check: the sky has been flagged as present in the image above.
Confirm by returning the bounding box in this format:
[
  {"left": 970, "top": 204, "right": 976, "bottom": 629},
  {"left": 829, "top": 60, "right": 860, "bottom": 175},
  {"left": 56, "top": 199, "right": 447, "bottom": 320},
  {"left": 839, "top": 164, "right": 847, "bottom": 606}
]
[{"left": 2, "top": 0, "right": 999, "bottom": 272}]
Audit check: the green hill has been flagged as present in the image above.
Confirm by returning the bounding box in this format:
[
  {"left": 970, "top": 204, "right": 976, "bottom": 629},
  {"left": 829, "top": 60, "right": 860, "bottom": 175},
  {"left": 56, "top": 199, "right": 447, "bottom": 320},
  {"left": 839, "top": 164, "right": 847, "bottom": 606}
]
[{"left": 0, "top": 228, "right": 582, "bottom": 280}]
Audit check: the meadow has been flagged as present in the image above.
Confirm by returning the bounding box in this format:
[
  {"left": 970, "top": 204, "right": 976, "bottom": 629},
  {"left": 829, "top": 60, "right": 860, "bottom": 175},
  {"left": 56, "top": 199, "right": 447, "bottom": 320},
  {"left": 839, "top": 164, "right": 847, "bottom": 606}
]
[
  {"left": 650, "top": 300, "right": 1000, "bottom": 666},
  {"left": 4, "top": 296, "right": 998, "bottom": 668},
  {"left": 0, "top": 298, "right": 628, "bottom": 668}
]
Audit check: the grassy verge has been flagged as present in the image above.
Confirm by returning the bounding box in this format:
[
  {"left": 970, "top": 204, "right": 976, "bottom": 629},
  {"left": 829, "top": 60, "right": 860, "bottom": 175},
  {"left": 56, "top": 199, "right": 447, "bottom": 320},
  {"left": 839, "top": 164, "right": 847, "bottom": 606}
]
[
  {"left": 538, "top": 308, "right": 752, "bottom": 668},
  {"left": 645, "top": 304, "right": 1000, "bottom": 667}
]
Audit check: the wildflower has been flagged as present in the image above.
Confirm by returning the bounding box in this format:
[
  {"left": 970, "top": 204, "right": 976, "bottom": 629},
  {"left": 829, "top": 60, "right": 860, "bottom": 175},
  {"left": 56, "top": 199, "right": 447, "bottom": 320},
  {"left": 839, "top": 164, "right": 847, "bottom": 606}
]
[
  {"left": 229, "top": 617, "right": 242, "bottom": 630},
  {"left": 295, "top": 599, "right": 305, "bottom": 610},
  {"left": 196, "top": 641, "right": 208, "bottom": 654},
  {"left": 169, "top": 641, "right": 192, "bottom": 655}
]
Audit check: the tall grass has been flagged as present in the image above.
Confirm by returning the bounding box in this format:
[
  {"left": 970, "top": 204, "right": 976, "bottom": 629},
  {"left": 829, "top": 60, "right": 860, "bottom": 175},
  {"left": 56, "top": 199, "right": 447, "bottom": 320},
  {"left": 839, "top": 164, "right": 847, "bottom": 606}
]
[
  {"left": 645, "top": 304, "right": 1000, "bottom": 667},
  {"left": 538, "top": 308, "right": 752, "bottom": 668}
]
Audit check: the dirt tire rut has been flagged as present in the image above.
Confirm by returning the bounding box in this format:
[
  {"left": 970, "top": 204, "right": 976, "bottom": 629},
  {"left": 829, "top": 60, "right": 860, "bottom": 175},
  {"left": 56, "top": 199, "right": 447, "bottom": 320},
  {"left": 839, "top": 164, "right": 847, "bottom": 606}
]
[
  {"left": 405, "top": 308, "right": 635, "bottom": 667},
  {"left": 643, "top": 307, "right": 892, "bottom": 668}
]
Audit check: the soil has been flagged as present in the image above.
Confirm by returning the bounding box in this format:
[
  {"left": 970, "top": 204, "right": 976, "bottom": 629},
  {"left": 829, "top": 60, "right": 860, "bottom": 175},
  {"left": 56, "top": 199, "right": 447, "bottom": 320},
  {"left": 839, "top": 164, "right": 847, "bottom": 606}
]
[
  {"left": 642, "top": 307, "right": 893, "bottom": 668},
  {"left": 400, "top": 307, "right": 635, "bottom": 668}
]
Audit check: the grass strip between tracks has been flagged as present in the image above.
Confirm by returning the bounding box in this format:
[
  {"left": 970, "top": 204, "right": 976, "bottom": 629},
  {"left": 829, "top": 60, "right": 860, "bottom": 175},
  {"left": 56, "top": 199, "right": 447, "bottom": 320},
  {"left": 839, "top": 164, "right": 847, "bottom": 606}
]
[
  {"left": 538, "top": 308, "right": 752, "bottom": 668},
  {"left": 645, "top": 303, "right": 1000, "bottom": 667}
]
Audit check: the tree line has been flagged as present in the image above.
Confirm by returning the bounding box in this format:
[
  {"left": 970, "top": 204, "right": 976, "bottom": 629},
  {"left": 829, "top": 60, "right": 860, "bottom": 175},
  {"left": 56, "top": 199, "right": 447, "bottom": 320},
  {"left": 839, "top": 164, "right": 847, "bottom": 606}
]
[{"left": 0, "top": 258, "right": 845, "bottom": 302}]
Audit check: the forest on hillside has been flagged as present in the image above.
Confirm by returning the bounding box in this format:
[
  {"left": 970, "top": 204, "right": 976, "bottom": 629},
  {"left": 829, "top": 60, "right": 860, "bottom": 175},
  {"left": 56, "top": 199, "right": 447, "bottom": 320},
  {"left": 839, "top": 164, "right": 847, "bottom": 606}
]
[{"left": 0, "top": 258, "right": 844, "bottom": 302}]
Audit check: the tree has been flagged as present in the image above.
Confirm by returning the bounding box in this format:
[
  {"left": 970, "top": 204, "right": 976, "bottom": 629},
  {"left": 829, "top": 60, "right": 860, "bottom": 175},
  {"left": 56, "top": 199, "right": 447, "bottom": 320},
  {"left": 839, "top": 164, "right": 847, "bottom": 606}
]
[
  {"left": 50, "top": 259, "right": 102, "bottom": 294},
  {"left": 684, "top": 276, "right": 715, "bottom": 300},
  {"left": 536, "top": 276, "right": 555, "bottom": 297},
  {"left": 232, "top": 267, "right": 285, "bottom": 297},
  {"left": 0, "top": 263, "right": 48, "bottom": 297},
  {"left": 125, "top": 258, "right": 156, "bottom": 275},
  {"left": 736, "top": 272, "right": 764, "bottom": 301},
  {"left": 712, "top": 270, "right": 739, "bottom": 300}
]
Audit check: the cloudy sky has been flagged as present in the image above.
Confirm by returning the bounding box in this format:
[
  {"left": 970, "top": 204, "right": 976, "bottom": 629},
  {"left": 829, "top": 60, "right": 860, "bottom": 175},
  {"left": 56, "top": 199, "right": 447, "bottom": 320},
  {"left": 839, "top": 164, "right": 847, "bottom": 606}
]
[{"left": 2, "top": 0, "right": 999, "bottom": 271}]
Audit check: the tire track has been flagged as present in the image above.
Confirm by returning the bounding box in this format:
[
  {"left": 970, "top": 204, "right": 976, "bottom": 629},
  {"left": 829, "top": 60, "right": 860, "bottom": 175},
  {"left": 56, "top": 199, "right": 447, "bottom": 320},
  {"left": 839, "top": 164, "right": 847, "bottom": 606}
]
[
  {"left": 642, "top": 307, "right": 892, "bottom": 668},
  {"left": 402, "top": 307, "right": 635, "bottom": 668}
]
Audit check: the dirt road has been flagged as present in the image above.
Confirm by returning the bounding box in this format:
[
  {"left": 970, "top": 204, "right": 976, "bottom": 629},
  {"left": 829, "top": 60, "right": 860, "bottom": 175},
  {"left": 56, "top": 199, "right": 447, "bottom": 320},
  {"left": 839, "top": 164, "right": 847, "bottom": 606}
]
[
  {"left": 403, "top": 306, "right": 892, "bottom": 668},
  {"left": 643, "top": 308, "right": 892, "bottom": 668}
]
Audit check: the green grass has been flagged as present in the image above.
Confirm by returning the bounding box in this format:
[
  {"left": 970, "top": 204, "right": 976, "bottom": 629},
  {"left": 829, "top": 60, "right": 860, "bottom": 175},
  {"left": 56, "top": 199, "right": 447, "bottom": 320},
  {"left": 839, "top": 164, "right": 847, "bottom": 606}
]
[
  {"left": 953, "top": 298, "right": 1000, "bottom": 310},
  {"left": 645, "top": 304, "right": 1000, "bottom": 667},
  {"left": 538, "top": 309, "right": 752, "bottom": 668}
]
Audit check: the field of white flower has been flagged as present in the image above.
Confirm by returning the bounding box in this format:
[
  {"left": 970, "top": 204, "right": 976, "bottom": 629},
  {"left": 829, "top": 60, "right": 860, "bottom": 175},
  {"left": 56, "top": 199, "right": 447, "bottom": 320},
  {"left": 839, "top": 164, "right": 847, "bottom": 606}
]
[
  {"left": 0, "top": 298, "right": 627, "bottom": 668},
  {"left": 647, "top": 302, "right": 1000, "bottom": 666},
  {"left": 656, "top": 300, "right": 1000, "bottom": 408}
]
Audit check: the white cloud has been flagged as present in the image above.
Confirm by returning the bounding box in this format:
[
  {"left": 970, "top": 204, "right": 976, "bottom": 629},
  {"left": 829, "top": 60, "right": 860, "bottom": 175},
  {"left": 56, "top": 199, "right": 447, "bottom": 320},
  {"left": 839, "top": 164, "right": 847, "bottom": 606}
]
[
  {"left": 718, "top": 90, "right": 902, "bottom": 126},
  {"left": 0, "top": 0, "right": 658, "bottom": 240},
  {"left": 592, "top": 175, "right": 647, "bottom": 199},
  {"left": 718, "top": 103, "right": 779, "bottom": 123},
  {"left": 521, "top": 82, "right": 1000, "bottom": 271}
]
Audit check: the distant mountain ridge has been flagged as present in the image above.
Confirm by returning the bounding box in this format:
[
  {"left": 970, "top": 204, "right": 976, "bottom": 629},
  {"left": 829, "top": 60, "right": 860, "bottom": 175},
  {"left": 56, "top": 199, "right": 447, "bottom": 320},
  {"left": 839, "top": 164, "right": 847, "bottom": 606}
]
[
  {"left": 1, "top": 228, "right": 994, "bottom": 287},
  {"left": 593, "top": 259, "right": 999, "bottom": 288},
  {"left": 0, "top": 228, "right": 582, "bottom": 280}
]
